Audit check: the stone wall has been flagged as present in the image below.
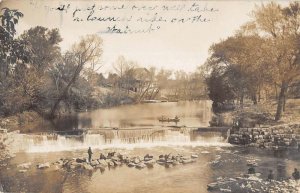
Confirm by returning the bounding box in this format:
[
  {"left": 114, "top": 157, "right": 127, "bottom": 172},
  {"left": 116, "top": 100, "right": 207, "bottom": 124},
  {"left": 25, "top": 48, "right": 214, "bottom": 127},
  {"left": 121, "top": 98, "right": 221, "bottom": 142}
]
[{"left": 228, "top": 123, "right": 300, "bottom": 148}]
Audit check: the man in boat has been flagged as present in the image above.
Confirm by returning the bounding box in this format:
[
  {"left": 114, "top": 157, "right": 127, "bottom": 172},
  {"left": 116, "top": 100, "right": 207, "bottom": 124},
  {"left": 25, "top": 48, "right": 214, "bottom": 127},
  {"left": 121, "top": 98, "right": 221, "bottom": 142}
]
[{"left": 88, "top": 147, "right": 93, "bottom": 162}]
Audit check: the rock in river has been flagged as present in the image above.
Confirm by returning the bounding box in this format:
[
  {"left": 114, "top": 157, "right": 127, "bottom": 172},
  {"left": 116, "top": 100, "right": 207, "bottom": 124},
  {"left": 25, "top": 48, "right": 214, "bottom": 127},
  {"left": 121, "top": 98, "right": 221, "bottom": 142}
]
[
  {"left": 144, "top": 154, "right": 154, "bottom": 161},
  {"left": 37, "top": 162, "right": 50, "bottom": 169},
  {"left": 76, "top": 158, "right": 86, "bottom": 163},
  {"left": 98, "top": 159, "right": 108, "bottom": 167},
  {"left": 17, "top": 162, "right": 31, "bottom": 169},
  {"left": 127, "top": 162, "right": 136, "bottom": 167},
  {"left": 136, "top": 163, "right": 146, "bottom": 169},
  {"left": 144, "top": 159, "right": 156, "bottom": 167},
  {"left": 182, "top": 159, "right": 194, "bottom": 164},
  {"left": 83, "top": 163, "right": 93, "bottom": 170},
  {"left": 90, "top": 160, "right": 99, "bottom": 167}
]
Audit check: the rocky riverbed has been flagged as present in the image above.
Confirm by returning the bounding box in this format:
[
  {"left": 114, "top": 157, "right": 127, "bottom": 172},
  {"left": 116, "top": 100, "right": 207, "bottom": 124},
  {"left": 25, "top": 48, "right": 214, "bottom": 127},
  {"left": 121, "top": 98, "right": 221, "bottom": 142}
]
[
  {"left": 16, "top": 151, "right": 200, "bottom": 173},
  {"left": 207, "top": 149, "right": 300, "bottom": 193},
  {"left": 207, "top": 174, "right": 300, "bottom": 193},
  {"left": 228, "top": 123, "right": 300, "bottom": 149}
]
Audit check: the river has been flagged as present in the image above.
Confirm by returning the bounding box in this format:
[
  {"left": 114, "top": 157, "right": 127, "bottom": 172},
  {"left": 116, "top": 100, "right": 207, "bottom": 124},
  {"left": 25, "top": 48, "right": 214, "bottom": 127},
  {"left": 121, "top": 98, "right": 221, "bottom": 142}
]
[{"left": 0, "top": 101, "right": 299, "bottom": 193}]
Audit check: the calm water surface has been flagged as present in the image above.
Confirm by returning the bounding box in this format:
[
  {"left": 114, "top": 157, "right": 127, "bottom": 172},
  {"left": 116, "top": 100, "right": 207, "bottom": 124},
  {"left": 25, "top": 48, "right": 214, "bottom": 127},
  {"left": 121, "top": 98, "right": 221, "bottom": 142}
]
[{"left": 53, "top": 101, "right": 213, "bottom": 130}]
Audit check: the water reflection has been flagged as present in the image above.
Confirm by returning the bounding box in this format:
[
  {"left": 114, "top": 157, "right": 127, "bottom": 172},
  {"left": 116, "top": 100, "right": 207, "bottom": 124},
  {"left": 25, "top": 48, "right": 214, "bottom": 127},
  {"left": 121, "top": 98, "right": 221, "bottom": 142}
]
[{"left": 51, "top": 101, "right": 212, "bottom": 131}]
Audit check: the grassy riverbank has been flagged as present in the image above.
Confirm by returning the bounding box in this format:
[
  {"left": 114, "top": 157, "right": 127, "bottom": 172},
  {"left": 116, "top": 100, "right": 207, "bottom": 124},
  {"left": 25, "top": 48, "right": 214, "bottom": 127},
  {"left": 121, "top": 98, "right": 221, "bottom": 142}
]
[{"left": 210, "top": 99, "right": 300, "bottom": 128}]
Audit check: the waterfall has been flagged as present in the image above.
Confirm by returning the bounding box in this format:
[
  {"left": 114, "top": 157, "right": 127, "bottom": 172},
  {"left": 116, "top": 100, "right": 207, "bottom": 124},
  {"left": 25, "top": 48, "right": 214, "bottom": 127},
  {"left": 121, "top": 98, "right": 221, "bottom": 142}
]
[{"left": 11, "top": 128, "right": 231, "bottom": 153}]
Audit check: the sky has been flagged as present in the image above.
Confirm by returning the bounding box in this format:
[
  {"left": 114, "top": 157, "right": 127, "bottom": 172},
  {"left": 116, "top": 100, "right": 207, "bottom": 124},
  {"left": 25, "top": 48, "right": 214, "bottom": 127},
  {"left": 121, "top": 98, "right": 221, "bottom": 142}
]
[{"left": 0, "top": 0, "right": 291, "bottom": 75}]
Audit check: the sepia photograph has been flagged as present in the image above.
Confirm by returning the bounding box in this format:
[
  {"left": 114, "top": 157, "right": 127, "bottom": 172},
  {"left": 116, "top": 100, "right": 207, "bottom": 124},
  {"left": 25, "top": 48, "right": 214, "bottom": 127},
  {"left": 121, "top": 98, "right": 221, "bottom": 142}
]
[{"left": 0, "top": 0, "right": 300, "bottom": 192}]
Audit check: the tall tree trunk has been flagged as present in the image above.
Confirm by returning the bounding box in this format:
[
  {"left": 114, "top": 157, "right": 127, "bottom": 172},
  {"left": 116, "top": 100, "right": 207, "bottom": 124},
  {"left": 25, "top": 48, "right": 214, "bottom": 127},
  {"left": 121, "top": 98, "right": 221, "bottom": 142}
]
[
  {"left": 152, "top": 89, "right": 160, "bottom": 99},
  {"left": 274, "top": 83, "right": 278, "bottom": 100},
  {"left": 240, "top": 91, "right": 244, "bottom": 109},
  {"left": 275, "top": 82, "right": 288, "bottom": 121},
  {"left": 283, "top": 95, "right": 287, "bottom": 112},
  {"left": 258, "top": 85, "right": 261, "bottom": 102},
  {"left": 265, "top": 89, "right": 268, "bottom": 101},
  {"left": 149, "top": 88, "right": 155, "bottom": 100},
  {"left": 50, "top": 63, "right": 82, "bottom": 118},
  {"left": 252, "top": 94, "right": 257, "bottom": 105},
  {"left": 138, "top": 83, "right": 151, "bottom": 102}
]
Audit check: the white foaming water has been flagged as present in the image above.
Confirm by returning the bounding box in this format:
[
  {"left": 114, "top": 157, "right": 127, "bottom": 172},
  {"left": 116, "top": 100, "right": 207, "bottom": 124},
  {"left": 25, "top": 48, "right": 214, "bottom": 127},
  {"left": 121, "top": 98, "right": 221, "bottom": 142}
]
[{"left": 11, "top": 129, "right": 231, "bottom": 153}]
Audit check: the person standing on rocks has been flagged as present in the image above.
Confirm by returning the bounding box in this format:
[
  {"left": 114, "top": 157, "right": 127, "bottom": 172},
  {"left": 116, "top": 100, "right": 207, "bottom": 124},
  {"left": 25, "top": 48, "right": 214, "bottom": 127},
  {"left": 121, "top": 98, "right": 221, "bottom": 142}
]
[
  {"left": 292, "top": 168, "right": 300, "bottom": 180},
  {"left": 267, "top": 170, "right": 274, "bottom": 181},
  {"left": 88, "top": 147, "right": 93, "bottom": 163}
]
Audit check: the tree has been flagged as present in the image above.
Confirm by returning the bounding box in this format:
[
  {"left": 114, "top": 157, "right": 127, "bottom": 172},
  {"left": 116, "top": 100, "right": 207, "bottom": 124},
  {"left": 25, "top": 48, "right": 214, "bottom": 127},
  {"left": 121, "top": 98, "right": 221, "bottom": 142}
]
[
  {"left": 50, "top": 34, "right": 103, "bottom": 118},
  {"left": 0, "top": 8, "right": 26, "bottom": 80},
  {"left": 0, "top": 7, "right": 23, "bottom": 36},
  {"left": 247, "top": 2, "right": 300, "bottom": 120},
  {"left": 206, "top": 35, "right": 266, "bottom": 107},
  {"left": 20, "top": 26, "right": 62, "bottom": 74},
  {"left": 0, "top": 8, "right": 31, "bottom": 115},
  {"left": 113, "top": 56, "right": 136, "bottom": 91},
  {"left": 206, "top": 66, "right": 235, "bottom": 110}
]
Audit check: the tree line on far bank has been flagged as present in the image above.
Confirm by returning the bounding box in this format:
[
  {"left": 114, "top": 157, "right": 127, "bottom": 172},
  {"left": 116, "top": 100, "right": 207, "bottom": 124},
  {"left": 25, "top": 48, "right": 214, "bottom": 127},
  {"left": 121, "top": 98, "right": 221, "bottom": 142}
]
[
  {"left": 205, "top": 2, "right": 300, "bottom": 121},
  {"left": 1, "top": 2, "right": 299, "bottom": 122},
  {"left": 0, "top": 8, "right": 206, "bottom": 119}
]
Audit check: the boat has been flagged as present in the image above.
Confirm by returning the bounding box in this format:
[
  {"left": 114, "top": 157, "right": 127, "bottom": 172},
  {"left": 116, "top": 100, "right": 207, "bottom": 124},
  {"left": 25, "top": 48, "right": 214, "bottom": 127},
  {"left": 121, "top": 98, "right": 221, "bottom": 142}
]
[{"left": 158, "top": 116, "right": 180, "bottom": 123}]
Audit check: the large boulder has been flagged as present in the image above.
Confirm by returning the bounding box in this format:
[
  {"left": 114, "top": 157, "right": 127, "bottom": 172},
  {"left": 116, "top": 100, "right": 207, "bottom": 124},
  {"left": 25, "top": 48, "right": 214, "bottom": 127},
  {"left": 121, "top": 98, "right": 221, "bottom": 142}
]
[
  {"left": 37, "top": 162, "right": 50, "bottom": 169},
  {"left": 135, "top": 162, "right": 146, "bottom": 169},
  {"left": 116, "top": 153, "right": 124, "bottom": 161},
  {"left": 90, "top": 160, "right": 99, "bottom": 167},
  {"left": 98, "top": 159, "right": 108, "bottom": 167},
  {"left": 67, "top": 161, "right": 83, "bottom": 170},
  {"left": 144, "top": 159, "right": 156, "bottom": 166},
  {"left": 182, "top": 156, "right": 190, "bottom": 160},
  {"left": 133, "top": 157, "right": 141, "bottom": 164},
  {"left": 144, "top": 154, "right": 154, "bottom": 161},
  {"left": 95, "top": 164, "right": 106, "bottom": 170},
  {"left": 99, "top": 153, "right": 106, "bottom": 160},
  {"left": 83, "top": 163, "right": 93, "bottom": 170},
  {"left": 76, "top": 158, "right": 86, "bottom": 163},
  {"left": 107, "top": 152, "right": 116, "bottom": 159},
  {"left": 54, "top": 160, "right": 64, "bottom": 166},
  {"left": 182, "top": 159, "right": 194, "bottom": 164},
  {"left": 111, "top": 156, "right": 120, "bottom": 162},
  {"left": 17, "top": 162, "right": 31, "bottom": 169},
  {"left": 166, "top": 160, "right": 173, "bottom": 164},
  {"left": 157, "top": 159, "right": 166, "bottom": 165},
  {"left": 112, "top": 160, "right": 121, "bottom": 166},
  {"left": 122, "top": 156, "right": 130, "bottom": 163},
  {"left": 127, "top": 162, "right": 136, "bottom": 167},
  {"left": 106, "top": 160, "right": 115, "bottom": 167}
]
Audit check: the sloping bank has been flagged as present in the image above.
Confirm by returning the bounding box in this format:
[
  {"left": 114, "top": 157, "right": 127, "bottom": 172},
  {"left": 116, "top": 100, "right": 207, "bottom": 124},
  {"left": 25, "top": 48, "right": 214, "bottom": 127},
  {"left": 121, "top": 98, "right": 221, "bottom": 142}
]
[
  {"left": 0, "top": 129, "right": 18, "bottom": 162},
  {"left": 228, "top": 123, "right": 300, "bottom": 149}
]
